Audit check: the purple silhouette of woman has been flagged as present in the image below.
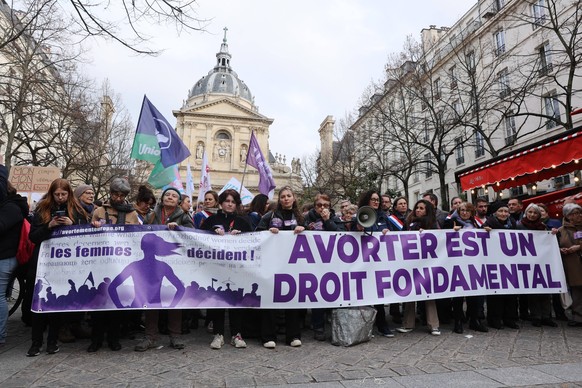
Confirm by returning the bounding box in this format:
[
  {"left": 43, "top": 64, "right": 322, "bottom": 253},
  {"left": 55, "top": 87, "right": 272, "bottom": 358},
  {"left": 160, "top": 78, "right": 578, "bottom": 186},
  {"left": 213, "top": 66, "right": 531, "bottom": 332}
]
[{"left": 108, "top": 234, "right": 185, "bottom": 308}]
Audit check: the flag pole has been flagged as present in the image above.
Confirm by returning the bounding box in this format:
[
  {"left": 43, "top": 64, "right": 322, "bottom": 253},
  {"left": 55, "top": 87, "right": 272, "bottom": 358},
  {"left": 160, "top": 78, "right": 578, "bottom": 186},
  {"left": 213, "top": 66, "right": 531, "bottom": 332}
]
[{"left": 239, "top": 130, "right": 254, "bottom": 192}]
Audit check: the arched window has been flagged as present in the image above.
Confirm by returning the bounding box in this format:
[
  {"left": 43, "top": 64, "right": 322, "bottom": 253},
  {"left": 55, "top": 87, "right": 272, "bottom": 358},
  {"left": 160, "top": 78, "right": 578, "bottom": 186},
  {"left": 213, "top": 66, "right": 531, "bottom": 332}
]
[{"left": 215, "top": 131, "right": 231, "bottom": 140}]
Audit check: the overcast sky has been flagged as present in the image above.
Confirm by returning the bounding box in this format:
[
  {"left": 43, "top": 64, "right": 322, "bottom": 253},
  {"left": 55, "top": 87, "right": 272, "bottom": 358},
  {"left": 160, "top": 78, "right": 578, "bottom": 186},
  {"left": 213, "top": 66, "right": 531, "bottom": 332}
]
[{"left": 84, "top": 0, "right": 473, "bottom": 164}]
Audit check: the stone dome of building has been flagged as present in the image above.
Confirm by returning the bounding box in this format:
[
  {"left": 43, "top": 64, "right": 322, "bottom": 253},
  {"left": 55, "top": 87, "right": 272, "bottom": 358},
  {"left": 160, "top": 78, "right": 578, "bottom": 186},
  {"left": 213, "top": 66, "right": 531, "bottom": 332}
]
[{"left": 188, "top": 28, "right": 253, "bottom": 104}]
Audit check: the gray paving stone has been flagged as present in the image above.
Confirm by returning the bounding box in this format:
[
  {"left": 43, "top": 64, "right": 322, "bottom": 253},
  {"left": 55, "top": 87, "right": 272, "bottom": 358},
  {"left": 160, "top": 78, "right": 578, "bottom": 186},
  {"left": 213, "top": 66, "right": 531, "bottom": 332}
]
[
  {"left": 393, "top": 370, "right": 500, "bottom": 388},
  {"left": 337, "top": 369, "right": 371, "bottom": 380},
  {"left": 530, "top": 362, "right": 582, "bottom": 383},
  {"left": 4, "top": 310, "right": 582, "bottom": 387},
  {"left": 225, "top": 375, "right": 255, "bottom": 387},
  {"left": 341, "top": 376, "right": 405, "bottom": 387},
  {"left": 285, "top": 373, "right": 314, "bottom": 384},
  {"left": 477, "top": 366, "right": 564, "bottom": 386},
  {"left": 312, "top": 371, "right": 344, "bottom": 382}
]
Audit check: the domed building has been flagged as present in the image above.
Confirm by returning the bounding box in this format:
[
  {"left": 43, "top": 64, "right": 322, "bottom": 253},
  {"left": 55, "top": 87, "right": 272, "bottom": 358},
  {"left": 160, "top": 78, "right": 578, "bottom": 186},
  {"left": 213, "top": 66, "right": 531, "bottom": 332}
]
[{"left": 174, "top": 29, "right": 302, "bottom": 202}]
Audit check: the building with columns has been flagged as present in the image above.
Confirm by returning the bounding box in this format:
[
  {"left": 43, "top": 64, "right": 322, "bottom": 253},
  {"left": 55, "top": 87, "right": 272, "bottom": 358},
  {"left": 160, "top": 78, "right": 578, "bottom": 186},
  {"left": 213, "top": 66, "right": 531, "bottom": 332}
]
[
  {"left": 174, "top": 29, "right": 302, "bottom": 198},
  {"left": 322, "top": 0, "right": 581, "bottom": 209}
]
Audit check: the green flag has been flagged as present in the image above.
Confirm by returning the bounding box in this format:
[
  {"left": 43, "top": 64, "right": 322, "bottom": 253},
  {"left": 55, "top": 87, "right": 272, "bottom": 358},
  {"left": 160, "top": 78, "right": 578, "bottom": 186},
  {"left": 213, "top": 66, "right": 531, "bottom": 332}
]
[{"left": 147, "top": 161, "right": 181, "bottom": 188}]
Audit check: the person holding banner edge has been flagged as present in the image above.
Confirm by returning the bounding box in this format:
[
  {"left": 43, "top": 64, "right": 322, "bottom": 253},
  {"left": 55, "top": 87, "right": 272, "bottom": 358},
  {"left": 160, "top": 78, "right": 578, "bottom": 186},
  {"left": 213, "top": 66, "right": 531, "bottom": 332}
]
[
  {"left": 558, "top": 203, "right": 582, "bottom": 327},
  {"left": 201, "top": 189, "right": 253, "bottom": 349},
  {"left": 483, "top": 202, "right": 520, "bottom": 330},
  {"left": 256, "top": 186, "right": 304, "bottom": 348},
  {"left": 89, "top": 178, "right": 140, "bottom": 353},
  {"left": 357, "top": 189, "right": 395, "bottom": 338},
  {"left": 26, "top": 178, "right": 89, "bottom": 357},
  {"left": 443, "top": 202, "right": 488, "bottom": 334},
  {"left": 393, "top": 199, "right": 442, "bottom": 336},
  {"left": 134, "top": 187, "right": 193, "bottom": 352},
  {"left": 304, "top": 193, "right": 345, "bottom": 341},
  {"left": 517, "top": 203, "right": 559, "bottom": 328}
]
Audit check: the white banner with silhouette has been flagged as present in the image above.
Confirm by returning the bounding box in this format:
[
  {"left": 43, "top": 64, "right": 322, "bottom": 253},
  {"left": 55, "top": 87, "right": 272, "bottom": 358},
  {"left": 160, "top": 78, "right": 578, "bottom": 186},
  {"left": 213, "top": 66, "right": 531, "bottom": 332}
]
[{"left": 32, "top": 225, "right": 566, "bottom": 312}]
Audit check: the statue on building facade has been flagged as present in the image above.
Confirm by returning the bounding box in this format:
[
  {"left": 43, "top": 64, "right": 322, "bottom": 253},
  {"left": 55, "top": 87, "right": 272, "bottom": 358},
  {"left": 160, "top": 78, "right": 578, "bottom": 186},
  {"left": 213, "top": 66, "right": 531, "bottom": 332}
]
[
  {"left": 196, "top": 142, "right": 205, "bottom": 159},
  {"left": 240, "top": 145, "right": 248, "bottom": 163}
]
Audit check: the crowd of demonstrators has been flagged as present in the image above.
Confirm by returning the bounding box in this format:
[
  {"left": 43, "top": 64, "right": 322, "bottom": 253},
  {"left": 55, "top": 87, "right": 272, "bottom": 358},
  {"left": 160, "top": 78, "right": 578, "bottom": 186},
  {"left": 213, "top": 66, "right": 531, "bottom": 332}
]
[
  {"left": 3, "top": 162, "right": 582, "bottom": 355},
  {"left": 256, "top": 186, "right": 304, "bottom": 348},
  {"left": 201, "top": 189, "right": 253, "bottom": 350}
]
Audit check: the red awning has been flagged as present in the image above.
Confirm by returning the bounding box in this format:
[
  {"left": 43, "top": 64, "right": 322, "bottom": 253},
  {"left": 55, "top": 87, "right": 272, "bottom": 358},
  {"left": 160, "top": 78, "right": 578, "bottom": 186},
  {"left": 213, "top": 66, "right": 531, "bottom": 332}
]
[
  {"left": 523, "top": 186, "right": 582, "bottom": 218},
  {"left": 458, "top": 131, "right": 582, "bottom": 191}
]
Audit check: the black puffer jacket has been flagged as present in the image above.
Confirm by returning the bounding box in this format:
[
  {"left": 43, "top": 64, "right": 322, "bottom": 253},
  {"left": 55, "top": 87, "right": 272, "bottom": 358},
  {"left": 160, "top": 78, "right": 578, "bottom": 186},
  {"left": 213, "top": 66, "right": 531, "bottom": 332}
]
[
  {"left": 201, "top": 209, "right": 252, "bottom": 233},
  {"left": 0, "top": 193, "right": 29, "bottom": 260},
  {"left": 303, "top": 208, "right": 344, "bottom": 231}
]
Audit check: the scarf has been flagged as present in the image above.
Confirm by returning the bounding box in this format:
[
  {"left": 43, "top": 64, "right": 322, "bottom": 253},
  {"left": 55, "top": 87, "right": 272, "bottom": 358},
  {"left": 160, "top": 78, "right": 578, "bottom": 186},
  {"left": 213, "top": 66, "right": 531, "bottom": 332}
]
[
  {"left": 520, "top": 217, "right": 546, "bottom": 231},
  {"left": 109, "top": 202, "right": 134, "bottom": 225}
]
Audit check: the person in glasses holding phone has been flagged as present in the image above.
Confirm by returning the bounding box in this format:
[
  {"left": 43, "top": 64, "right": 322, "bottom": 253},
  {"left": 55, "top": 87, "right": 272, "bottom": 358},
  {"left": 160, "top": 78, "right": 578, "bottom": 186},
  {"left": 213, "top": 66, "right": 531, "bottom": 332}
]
[{"left": 26, "top": 178, "right": 89, "bottom": 357}]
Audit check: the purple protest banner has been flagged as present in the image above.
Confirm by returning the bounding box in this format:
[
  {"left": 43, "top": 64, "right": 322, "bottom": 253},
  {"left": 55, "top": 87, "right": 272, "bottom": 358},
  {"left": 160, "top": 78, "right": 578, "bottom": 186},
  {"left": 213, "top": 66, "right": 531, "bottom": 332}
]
[{"left": 32, "top": 226, "right": 566, "bottom": 312}]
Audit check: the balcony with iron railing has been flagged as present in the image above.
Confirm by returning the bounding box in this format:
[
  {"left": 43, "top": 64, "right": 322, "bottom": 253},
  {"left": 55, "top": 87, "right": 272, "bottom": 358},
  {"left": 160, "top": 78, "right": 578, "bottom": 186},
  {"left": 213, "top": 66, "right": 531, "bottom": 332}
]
[{"left": 538, "top": 63, "right": 553, "bottom": 77}]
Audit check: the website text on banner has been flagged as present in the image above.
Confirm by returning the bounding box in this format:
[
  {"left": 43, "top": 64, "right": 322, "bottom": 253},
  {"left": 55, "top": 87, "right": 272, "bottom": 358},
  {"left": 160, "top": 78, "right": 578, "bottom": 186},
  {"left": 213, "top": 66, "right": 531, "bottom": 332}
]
[{"left": 32, "top": 226, "right": 566, "bottom": 313}]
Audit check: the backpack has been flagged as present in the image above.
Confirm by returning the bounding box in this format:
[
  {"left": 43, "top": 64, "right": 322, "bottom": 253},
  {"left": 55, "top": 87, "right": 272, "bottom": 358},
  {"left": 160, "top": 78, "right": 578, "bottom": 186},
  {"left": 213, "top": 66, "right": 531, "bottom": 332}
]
[{"left": 16, "top": 219, "right": 35, "bottom": 265}]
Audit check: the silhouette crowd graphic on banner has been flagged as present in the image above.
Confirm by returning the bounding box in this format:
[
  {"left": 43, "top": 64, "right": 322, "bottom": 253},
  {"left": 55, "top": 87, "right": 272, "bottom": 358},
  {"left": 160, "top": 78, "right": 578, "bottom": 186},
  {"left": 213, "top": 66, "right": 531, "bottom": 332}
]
[{"left": 32, "top": 234, "right": 262, "bottom": 312}]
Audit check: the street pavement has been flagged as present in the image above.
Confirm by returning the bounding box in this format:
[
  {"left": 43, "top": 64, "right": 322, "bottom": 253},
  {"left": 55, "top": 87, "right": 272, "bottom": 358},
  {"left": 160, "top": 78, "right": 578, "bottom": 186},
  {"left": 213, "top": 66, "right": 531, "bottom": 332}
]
[{"left": 1, "top": 309, "right": 582, "bottom": 388}]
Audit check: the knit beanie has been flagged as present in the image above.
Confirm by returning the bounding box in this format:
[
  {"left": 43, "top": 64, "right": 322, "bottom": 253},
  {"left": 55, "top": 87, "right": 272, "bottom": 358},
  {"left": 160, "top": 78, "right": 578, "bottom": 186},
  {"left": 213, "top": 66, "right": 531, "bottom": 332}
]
[
  {"left": 74, "top": 184, "right": 93, "bottom": 199},
  {"left": 161, "top": 187, "right": 183, "bottom": 202}
]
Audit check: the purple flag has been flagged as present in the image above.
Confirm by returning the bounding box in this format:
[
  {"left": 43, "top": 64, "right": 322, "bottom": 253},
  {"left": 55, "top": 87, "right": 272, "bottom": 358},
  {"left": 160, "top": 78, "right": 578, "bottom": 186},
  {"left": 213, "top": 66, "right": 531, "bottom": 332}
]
[{"left": 246, "top": 131, "right": 276, "bottom": 196}]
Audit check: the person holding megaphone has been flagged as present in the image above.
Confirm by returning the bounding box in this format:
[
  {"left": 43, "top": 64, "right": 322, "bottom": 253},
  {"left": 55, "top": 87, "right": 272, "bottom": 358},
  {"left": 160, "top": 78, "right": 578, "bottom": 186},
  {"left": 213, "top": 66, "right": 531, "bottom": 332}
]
[{"left": 355, "top": 190, "right": 396, "bottom": 338}]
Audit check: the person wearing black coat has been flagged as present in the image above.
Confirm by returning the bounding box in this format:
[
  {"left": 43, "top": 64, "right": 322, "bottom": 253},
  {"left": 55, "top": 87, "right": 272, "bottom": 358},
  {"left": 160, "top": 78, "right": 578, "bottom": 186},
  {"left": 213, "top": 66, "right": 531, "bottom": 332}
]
[
  {"left": 483, "top": 202, "right": 519, "bottom": 330},
  {"left": 201, "top": 189, "right": 253, "bottom": 350},
  {"left": 256, "top": 186, "right": 305, "bottom": 349},
  {"left": 444, "top": 203, "right": 488, "bottom": 333},
  {"left": 0, "top": 164, "right": 29, "bottom": 345},
  {"left": 26, "top": 178, "right": 89, "bottom": 356},
  {"left": 304, "top": 193, "right": 345, "bottom": 341},
  {"left": 357, "top": 190, "right": 395, "bottom": 337}
]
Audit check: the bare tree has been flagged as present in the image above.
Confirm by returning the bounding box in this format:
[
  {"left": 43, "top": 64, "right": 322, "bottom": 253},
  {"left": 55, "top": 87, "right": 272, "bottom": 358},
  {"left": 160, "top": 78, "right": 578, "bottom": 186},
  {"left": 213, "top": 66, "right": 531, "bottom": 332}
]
[
  {"left": 508, "top": 0, "right": 582, "bottom": 130},
  {"left": 0, "top": 0, "right": 82, "bottom": 172},
  {"left": 65, "top": 80, "right": 140, "bottom": 201},
  {"left": 306, "top": 112, "right": 383, "bottom": 204},
  {"left": 3, "top": 0, "right": 209, "bottom": 55}
]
